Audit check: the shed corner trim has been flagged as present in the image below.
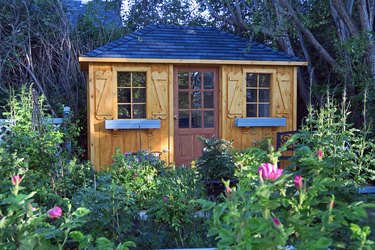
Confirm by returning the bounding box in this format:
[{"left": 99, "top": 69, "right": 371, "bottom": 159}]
[{"left": 234, "top": 117, "right": 287, "bottom": 127}]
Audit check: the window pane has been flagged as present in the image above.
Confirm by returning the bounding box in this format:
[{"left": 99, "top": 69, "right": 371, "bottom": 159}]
[
  {"left": 132, "top": 72, "right": 146, "bottom": 87},
  {"left": 191, "top": 72, "right": 201, "bottom": 89},
  {"left": 133, "top": 88, "right": 146, "bottom": 103},
  {"left": 246, "top": 89, "right": 257, "bottom": 102},
  {"left": 259, "top": 89, "right": 270, "bottom": 102},
  {"left": 133, "top": 104, "right": 146, "bottom": 118},
  {"left": 259, "top": 74, "right": 270, "bottom": 87},
  {"left": 179, "top": 111, "right": 189, "bottom": 128},
  {"left": 246, "top": 73, "right": 257, "bottom": 87},
  {"left": 204, "top": 111, "right": 214, "bottom": 128},
  {"left": 179, "top": 92, "right": 189, "bottom": 109},
  {"left": 191, "top": 110, "right": 202, "bottom": 128},
  {"left": 178, "top": 72, "right": 189, "bottom": 89},
  {"left": 191, "top": 92, "right": 202, "bottom": 108},
  {"left": 204, "top": 72, "right": 213, "bottom": 89},
  {"left": 118, "top": 72, "right": 131, "bottom": 87},
  {"left": 204, "top": 92, "right": 214, "bottom": 108},
  {"left": 259, "top": 104, "right": 270, "bottom": 117},
  {"left": 118, "top": 88, "right": 131, "bottom": 103},
  {"left": 118, "top": 104, "right": 131, "bottom": 119},
  {"left": 246, "top": 104, "right": 257, "bottom": 117}
]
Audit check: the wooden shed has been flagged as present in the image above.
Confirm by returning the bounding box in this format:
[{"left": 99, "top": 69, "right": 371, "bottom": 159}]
[{"left": 79, "top": 25, "right": 307, "bottom": 169}]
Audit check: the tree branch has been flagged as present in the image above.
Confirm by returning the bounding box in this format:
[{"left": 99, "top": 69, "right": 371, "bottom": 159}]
[
  {"left": 330, "top": 0, "right": 358, "bottom": 35},
  {"left": 278, "top": 0, "right": 337, "bottom": 67}
]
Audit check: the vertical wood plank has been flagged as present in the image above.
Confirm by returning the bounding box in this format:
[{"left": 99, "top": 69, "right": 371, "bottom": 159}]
[
  {"left": 168, "top": 64, "right": 174, "bottom": 164},
  {"left": 293, "top": 67, "right": 297, "bottom": 130}
]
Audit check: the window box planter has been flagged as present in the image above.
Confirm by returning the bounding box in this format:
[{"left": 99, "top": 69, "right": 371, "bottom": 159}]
[
  {"left": 234, "top": 117, "right": 286, "bottom": 127},
  {"left": 105, "top": 119, "right": 161, "bottom": 129}
]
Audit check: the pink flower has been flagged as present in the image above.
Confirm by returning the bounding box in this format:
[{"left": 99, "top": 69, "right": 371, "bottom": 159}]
[
  {"left": 294, "top": 176, "right": 303, "bottom": 190},
  {"left": 272, "top": 217, "right": 282, "bottom": 227},
  {"left": 258, "top": 163, "right": 283, "bottom": 180},
  {"left": 47, "top": 206, "right": 62, "bottom": 219},
  {"left": 316, "top": 149, "right": 323, "bottom": 160},
  {"left": 11, "top": 175, "right": 22, "bottom": 186},
  {"left": 226, "top": 186, "right": 232, "bottom": 194},
  {"left": 329, "top": 200, "right": 334, "bottom": 209},
  {"left": 163, "top": 196, "right": 169, "bottom": 202}
]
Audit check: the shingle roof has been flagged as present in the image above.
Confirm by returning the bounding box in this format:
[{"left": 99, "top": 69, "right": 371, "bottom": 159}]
[{"left": 82, "top": 25, "right": 304, "bottom": 62}]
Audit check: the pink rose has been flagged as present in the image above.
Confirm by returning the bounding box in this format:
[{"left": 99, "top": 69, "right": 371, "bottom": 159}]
[
  {"left": 47, "top": 206, "right": 62, "bottom": 219},
  {"left": 294, "top": 175, "right": 303, "bottom": 190},
  {"left": 11, "top": 175, "right": 22, "bottom": 186},
  {"left": 258, "top": 163, "right": 283, "bottom": 180},
  {"left": 226, "top": 186, "right": 232, "bottom": 194},
  {"left": 272, "top": 217, "right": 282, "bottom": 227},
  {"left": 316, "top": 149, "right": 323, "bottom": 160}
]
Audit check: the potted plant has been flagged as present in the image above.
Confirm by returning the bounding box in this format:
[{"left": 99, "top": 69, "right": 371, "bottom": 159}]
[{"left": 196, "top": 135, "right": 237, "bottom": 198}]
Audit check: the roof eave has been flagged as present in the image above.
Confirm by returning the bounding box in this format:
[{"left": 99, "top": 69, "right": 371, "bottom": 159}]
[{"left": 79, "top": 56, "right": 308, "bottom": 70}]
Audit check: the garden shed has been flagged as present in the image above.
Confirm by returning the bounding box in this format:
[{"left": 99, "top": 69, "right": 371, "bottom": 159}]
[{"left": 79, "top": 25, "right": 307, "bottom": 169}]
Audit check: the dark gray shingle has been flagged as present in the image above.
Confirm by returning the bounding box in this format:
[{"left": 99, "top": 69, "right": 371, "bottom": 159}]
[{"left": 82, "top": 25, "right": 305, "bottom": 62}]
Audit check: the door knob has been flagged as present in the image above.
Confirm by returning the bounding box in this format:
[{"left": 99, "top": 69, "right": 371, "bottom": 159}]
[{"left": 174, "top": 115, "right": 178, "bottom": 120}]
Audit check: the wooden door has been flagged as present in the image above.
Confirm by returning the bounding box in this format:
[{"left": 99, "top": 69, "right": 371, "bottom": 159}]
[{"left": 174, "top": 67, "right": 219, "bottom": 165}]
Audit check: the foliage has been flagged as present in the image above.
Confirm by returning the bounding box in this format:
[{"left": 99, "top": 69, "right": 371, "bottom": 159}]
[
  {"left": 2, "top": 87, "right": 64, "bottom": 172},
  {"left": 198, "top": 154, "right": 375, "bottom": 249},
  {"left": 0, "top": 175, "right": 135, "bottom": 250},
  {"left": 196, "top": 135, "right": 236, "bottom": 182},
  {"left": 72, "top": 173, "right": 136, "bottom": 243},
  {"left": 137, "top": 167, "right": 212, "bottom": 249},
  {"left": 109, "top": 149, "right": 164, "bottom": 209},
  {"left": 296, "top": 96, "right": 375, "bottom": 187}
]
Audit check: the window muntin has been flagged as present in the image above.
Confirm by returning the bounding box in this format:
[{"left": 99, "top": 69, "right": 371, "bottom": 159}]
[
  {"left": 246, "top": 73, "right": 271, "bottom": 117},
  {"left": 117, "top": 72, "right": 146, "bottom": 119}
]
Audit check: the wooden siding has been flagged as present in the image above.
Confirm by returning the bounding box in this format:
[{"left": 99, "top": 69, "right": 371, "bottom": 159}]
[{"left": 88, "top": 63, "right": 297, "bottom": 169}]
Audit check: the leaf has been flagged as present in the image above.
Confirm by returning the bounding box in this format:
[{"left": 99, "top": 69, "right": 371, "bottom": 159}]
[
  {"left": 72, "top": 207, "right": 90, "bottom": 217},
  {"left": 95, "top": 237, "right": 114, "bottom": 250}
]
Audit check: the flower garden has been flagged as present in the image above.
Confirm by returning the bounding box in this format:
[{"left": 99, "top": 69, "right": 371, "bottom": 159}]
[{"left": 1, "top": 89, "right": 375, "bottom": 249}]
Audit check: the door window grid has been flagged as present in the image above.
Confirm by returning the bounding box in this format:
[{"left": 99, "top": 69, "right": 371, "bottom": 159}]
[
  {"left": 117, "top": 72, "right": 146, "bottom": 119},
  {"left": 178, "top": 71, "right": 215, "bottom": 128},
  {"left": 246, "top": 73, "right": 271, "bottom": 117}
]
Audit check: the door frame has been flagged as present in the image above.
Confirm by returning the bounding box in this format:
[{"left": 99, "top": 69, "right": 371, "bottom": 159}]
[{"left": 173, "top": 66, "right": 220, "bottom": 164}]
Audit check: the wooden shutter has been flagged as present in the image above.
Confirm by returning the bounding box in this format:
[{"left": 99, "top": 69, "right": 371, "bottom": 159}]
[
  {"left": 150, "top": 71, "right": 168, "bottom": 119},
  {"left": 227, "top": 72, "right": 244, "bottom": 118},
  {"left": 273, "top": 72, "right": 291, "bottom": 115},
  {"left": 94, "top": 70, "right": 113, "bottom": 120}
]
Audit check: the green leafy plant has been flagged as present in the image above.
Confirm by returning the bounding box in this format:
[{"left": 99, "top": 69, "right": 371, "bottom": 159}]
[
  {"left": 196, "top": 135, "right": 236, "bottom": 182},
  {"left": 72, "top": 173, "right": 136, "bottom": 243}
]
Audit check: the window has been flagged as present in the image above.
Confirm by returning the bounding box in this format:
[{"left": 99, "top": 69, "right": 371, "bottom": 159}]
[
  {"left": 246, "top": 73, "right": 271, "bottom": 117},
  {"left": 117, "top": 72, "right": 146, "bottom": 119}
]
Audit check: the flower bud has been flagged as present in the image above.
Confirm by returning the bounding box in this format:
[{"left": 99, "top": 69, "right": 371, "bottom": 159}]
[{"left": 47, "top": 206, "right": 62, "bottom": 219}]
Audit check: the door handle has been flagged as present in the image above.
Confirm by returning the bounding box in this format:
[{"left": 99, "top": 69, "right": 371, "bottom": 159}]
[{"left": 174, "top": 115, "right": 178, "bottom": 120}]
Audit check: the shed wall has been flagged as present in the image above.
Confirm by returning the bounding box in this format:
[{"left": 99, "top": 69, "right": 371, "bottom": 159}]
[{"left": 88, "top": 63, "right": 297, "bottom": 169}]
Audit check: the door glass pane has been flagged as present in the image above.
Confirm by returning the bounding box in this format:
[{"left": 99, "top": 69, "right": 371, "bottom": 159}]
[
  {"left": 132, "top": 72, "right": 146, "bottom": 87},
  {"left": 259, "top": 104, "right": 269, "bottom": 117},
  {"left": 191, "top": 92, "right": 202, "bottom": 108},
  {"left": 191, "top": 110, "right": 202, "bottom": 128},
  {"left": 178, "top": 72, "right": 189, "bottom": 89},
  {"left": 204, "top": 92, "right": 214, "bottom": 108},
  {"left": 246, "top": 89, "right": 257, "bottom": 102},
  {"left": 118, "top": 104, "right": 131, "bottom": 119},
  {"left": 246, "top": 104, "right": 257, "bottom": 117},
  {"left": 179, "top": 111, "right": 189, "bottom": 128},
  {"left": 259, "top": 74, "right": 270, "bottom": 87},
  {"left": 246, "top": 73, "right": 257, "bottom": 87},
  {"left": 191, "top": 72, "right": 201, "bottom": 89},
  {"left": 179, "top": 92, "right": 189, "bottom": 109},
  {"left": 133, "top": 104, "right": 146, "bottom": 118},
  {"left": 259, "top": 89, "right": 270, "bottom": 102},
  {"left": 204, "top": 111, "right": 214, "bottom": 128},
  {"left": 133, "top": 88, "right": 146, "bottom": 102},
  {"left": 118, "top": 88, "right": 131, "bottom": 103},
  {"left": 118, "top": 72, "right": 131, "bottom": 87},
  {"left": 204, "top": 72, "right": 213, "bottom": 89}
]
